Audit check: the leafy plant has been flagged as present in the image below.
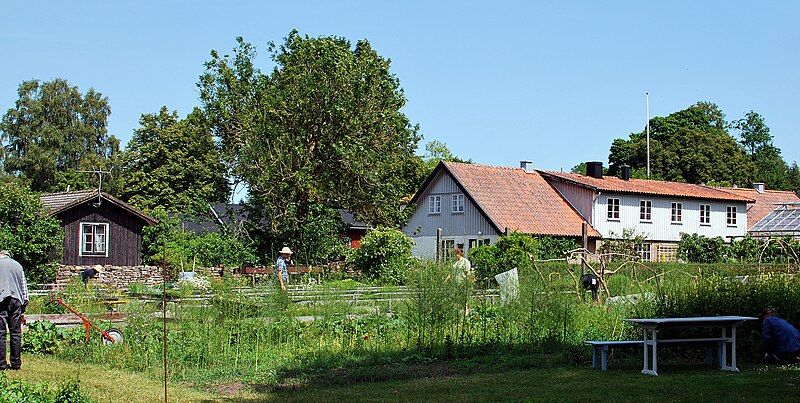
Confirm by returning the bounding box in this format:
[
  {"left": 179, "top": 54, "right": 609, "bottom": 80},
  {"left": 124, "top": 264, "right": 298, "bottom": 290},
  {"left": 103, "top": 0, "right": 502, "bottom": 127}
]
[
  {"left": 347, "top": 227, "right": 413, "bottom": 285},
  {"left": 22, "top": 320, "right": 70, "bottom": 355}
]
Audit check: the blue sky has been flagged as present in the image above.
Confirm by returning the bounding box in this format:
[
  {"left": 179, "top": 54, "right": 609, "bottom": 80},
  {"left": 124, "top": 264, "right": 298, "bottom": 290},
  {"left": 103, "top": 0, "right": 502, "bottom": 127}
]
[{"left": 2, "top": 1, "right": 798, "bottom": 175}]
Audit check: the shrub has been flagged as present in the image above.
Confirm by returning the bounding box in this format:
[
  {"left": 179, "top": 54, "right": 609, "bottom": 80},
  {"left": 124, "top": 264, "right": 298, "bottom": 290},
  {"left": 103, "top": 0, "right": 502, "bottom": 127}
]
[
  {"left": 22, "top": 320, "right": 76, "bottom": 355},
  {"left": 347, "top": 227, "right": 413, "bottom": 285},
  {"left": 469, "top": 245, "right": 498, "bottom": 283},
  {"left": 0, "top": 374, "right": 92, "bottom": 403},
  {"left": 534, "top": 236, "right": 580, "bottom": 260},
  {"left": 0, "top": 181, "right": 63, "bottom": 283},
  {"left": 678, "top": 233, "right": 727, "bottom": 263}
]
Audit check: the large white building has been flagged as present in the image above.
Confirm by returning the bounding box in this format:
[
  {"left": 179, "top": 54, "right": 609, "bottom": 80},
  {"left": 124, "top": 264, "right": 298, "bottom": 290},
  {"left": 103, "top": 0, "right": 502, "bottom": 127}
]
[{"left": 539, "top": 162, "right": 753, "bottom": 261}]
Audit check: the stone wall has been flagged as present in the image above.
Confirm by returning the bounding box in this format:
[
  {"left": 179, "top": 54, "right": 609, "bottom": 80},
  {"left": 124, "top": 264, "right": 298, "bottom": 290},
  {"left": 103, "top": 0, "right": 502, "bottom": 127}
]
[{"left": 56, "top": 265, "right": 225, "bottom": 289}]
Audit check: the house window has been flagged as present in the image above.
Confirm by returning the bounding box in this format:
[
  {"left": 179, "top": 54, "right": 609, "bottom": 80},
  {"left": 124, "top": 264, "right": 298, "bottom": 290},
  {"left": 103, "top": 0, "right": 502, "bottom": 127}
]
[
  {"left": 639, "top": 200, "right": 652, "bottom": 222},
  {"left": 468, "top": 239, "right": 478, "bottom": 249},
  {"left": 481, "top": 239, "right": 491, "bottom": 246},
  {"left": 727, "top": 206, "right": 737, "bottom": 226},
  {"left": 452, "top": 194, "right": 465, "bottom": 213},
  {"left": 657, "top": 244, "right": 678, "bottom": 262},
  {"left": 700, "top": 204, "right": 711, "bottom": 225},
  {"left": 635, "top": 243, "right": 652, "bottom": 262},
  {"left": 607, "top": 198, "right": 620, "bottom": 220},
  {"left": 440, "top": 239, "right": 455, "bottom": 259},
  {"left": 80, "top": 222, "right": 109, "bottom": 257},
  {"left": 428, "top": 195, "right": 441, "bottom": 214},
  {"left": 671, "top": 202, "right": 683, "bottom": 223}
]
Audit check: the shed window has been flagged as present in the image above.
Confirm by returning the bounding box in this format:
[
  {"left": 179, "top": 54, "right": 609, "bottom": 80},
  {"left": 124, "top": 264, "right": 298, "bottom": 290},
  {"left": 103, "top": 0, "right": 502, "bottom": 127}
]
[
  {"left": 80, "top": 222, "right": 109, "bottom": 257},
  {"left": 428, "top": 195, "right": 441, "bottom": 214},
  {"left": 607, "top": 198, "right": 620, "bottom": 220},
  {"left": 452, "top": 194, "right": 465, "bottom": 213},
  {"left": 639, "top": 200, "right": 652, "bottom": 222}
]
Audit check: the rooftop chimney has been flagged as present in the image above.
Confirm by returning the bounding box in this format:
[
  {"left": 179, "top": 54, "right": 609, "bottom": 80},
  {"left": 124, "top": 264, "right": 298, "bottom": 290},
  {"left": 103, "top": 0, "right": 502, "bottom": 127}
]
[
  {"left": 619, "top": 164, "right": 632, "bottom": 181},
  {"left": 520, "top": 160, "right": 534, "bottom": 173},
  {"left": 585, "top": 161, "right": 603, "bottom": 179},
  {"left": 753, "top": 183, "right": 765, "bottom": 194}
]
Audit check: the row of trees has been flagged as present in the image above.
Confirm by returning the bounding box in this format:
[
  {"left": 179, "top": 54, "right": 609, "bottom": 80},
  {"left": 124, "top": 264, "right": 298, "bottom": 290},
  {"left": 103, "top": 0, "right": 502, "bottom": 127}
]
[
  {"left": 0, "top": 31, "right": 470, "bottom": 267},
  {"left": 605, "top": 102, "right": 800, "bottom": 193}
]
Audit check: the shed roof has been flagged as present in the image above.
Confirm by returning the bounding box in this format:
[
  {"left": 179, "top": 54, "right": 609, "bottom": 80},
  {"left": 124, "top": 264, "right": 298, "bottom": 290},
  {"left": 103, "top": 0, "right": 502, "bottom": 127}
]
[
  {"left": 40, "top": 190, "right": 157, "bottom": 225},
  {"left": 538, "top": 171, "right": 754, "bottom": 203},
  {"left": 411, "top": 161, "right": 600, "bottom": 238}
]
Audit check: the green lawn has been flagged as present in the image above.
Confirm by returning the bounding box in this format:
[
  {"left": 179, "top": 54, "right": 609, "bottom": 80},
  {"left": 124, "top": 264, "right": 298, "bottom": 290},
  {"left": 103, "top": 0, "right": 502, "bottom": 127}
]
[{"left": 8, "top": 355, "right": 800, "bottom": 402}]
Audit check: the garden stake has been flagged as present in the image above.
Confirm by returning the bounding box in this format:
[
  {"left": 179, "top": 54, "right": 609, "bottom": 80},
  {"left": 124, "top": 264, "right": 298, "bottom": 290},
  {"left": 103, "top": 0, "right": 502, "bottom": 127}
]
[{"left": 162, "top": 241, "right": 169, "bottom": 403}]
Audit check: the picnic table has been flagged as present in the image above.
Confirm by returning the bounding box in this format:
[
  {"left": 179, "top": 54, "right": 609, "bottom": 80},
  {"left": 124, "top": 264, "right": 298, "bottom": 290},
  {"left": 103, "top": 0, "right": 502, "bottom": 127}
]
[{"left": 626, "top": 316, "right": 757, "bottom": 376}]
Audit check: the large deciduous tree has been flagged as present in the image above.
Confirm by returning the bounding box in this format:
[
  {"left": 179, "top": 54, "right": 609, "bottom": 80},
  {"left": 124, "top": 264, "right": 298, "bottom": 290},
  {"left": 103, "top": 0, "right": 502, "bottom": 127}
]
[
  {"left": 608, "top": 102, "right": 755, "bottom": 186},
  {"left": 0, "top": 181, "right": 63, "bottom": 283},
  {"left": 731, "top": 111, "right": 789, "bottom": 189},
  {"left": 0, "top": 79, "right": 121, "bottom": 193},
  {"left": 120, "top": 107, "right": 229, "bottom": 215},
  {"left": 198, "top": 32, "right": 421, "bottom": 262}
]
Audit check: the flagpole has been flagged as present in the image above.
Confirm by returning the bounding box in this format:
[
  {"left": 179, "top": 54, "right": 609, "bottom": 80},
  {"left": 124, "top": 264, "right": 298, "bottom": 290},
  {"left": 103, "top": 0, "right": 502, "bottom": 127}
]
[{"left": 646, "top": 92, "right": 650, "bottom": 179}]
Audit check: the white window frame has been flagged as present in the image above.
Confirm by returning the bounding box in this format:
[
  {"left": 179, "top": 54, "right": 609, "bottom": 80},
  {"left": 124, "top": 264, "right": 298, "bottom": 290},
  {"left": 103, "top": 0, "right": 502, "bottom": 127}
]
[
  {"left": 79, "top": 222, "right": 110, "bottom": 257},
  {"left": 635, "top": 243, "right": 652, "bottom": 262},
  {"left": 639, "top": 200, "right": 652, "bottom": 222},
  {"left": 671, "top": 202, "right": 683, "bottom": 223},
  {"left": 700, "top": 204, "right": 711, "bottom": 225},
  {"left": 607, "top": 198, "right": 620, "bottom": 220},
  {"left": 428, "top": 195, "right": 441, "bottom": 214},
  {"left": 452, "top": 194, "right": 465, "bottom": 213},
  {"left": 726, "top": 206, "right": 737, "bottom": 226}
]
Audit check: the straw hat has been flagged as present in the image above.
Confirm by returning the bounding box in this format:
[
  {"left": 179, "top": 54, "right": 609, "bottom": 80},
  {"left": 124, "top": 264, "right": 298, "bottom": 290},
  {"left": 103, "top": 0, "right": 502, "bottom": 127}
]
[
  {"left": 279, "top": 247, "right": 294, "bottom": 255},
  {"left": 93, "top": 264, "right": 104, "bottom": 273}
]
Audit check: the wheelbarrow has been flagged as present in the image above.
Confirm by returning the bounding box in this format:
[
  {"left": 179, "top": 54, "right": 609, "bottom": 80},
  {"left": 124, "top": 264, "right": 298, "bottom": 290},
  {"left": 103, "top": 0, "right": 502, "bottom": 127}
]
[{"left": 50, "top": 298, "right": 124, "bottom": 345}]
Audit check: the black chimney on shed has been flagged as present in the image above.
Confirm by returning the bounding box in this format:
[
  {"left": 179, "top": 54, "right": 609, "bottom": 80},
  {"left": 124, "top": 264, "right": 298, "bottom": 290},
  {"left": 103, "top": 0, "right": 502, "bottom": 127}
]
[
  {"left": 619, "top": 164, "right": 632, "bottom": 181},
  {"left": 586, "top": 161, "right": 603, "bottom": 179}
]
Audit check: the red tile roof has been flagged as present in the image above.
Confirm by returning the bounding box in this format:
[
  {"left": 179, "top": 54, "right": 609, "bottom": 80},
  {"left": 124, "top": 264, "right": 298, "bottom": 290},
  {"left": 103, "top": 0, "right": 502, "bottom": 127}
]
[
  {"left": 538, "top": 171, "right": 755, "bottom": 203},
  {"left": 418, "top": 162, "right": 600, "bottom": 238},
  {"left": 724, "top": 188, "right": 800, "bottom": 229}
]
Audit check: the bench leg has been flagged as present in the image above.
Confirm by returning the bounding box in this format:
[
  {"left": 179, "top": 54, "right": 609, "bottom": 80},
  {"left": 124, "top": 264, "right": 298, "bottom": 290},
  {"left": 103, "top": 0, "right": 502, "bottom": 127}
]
[
  {"left": 601, "top": 345, "right": 608, "bottom": 371},
  {"left": 592, "top": 346, "right": 598, "bottom": 369}
]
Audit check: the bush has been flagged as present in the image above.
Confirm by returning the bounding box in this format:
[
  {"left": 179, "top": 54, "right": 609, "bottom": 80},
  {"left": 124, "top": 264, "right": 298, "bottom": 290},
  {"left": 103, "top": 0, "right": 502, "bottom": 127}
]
[
  {"left": 0, "top": 181, "right": 63, "bottom": 283},
  {"left": 347, "top": 227, "right": 413, "bottom": 285},
  {"left": 22, "top": 320, "right": 78, "bottom": 355},
  {"left": 468, "top": 245, "right": 498, "bottom": 284},
  {"left": 0, "top": 374, "right": 92, "bottom": 403},
  {"left": 534, "top": 236, "right": 580, "bottom": 260},
  {"left": 678, "top": 233, "right": 727, "bottom": 263}
]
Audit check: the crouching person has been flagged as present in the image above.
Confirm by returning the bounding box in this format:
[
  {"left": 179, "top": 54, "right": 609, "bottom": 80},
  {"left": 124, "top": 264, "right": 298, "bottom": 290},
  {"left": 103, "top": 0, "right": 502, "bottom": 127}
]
[{"left": 760, "top": 308, "right": 800, "bottom": 364}]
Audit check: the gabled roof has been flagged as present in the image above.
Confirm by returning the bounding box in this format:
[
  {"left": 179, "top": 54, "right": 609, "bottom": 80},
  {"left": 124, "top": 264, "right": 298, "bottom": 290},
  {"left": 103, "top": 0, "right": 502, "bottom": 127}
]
[
  {"left": 179, "top": 203, "right": 248, "bottom": 234},
  {"left": 411, "top": 161, "right": 600, "bottom": 238},
  {"left": 40, "top": 190, "right": 157, "bottom": 225},
  {"left": 538, "top": 171, "right": 755, "bottom": 203},
  {"left": 725, "top": 188, "right": 800, "bottom": 229}
]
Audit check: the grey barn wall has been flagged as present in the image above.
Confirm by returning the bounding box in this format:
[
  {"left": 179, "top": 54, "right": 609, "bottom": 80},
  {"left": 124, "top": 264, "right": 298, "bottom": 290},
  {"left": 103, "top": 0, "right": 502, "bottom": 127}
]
[
  {"left": 547, "top": 179, "right": 595, "bottom": 222},
  {"left": 403, "top": 170, "right": 499, "bottom": 238}
]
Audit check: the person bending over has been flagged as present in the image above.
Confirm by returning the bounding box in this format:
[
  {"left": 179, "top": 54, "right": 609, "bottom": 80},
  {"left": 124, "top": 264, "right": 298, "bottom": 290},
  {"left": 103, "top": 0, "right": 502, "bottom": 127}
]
[{"left": 761, "top": 308, "right": 800, "bottom": 364}]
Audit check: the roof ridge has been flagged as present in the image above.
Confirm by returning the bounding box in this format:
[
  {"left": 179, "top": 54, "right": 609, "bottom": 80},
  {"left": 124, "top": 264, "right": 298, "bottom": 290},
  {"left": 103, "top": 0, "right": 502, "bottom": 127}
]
[
  {"left": 41, "top": 189, "right": 97, "bottom": 196},
  {"left": 443, "top": 160, "right": 521, "bottom": 171}
]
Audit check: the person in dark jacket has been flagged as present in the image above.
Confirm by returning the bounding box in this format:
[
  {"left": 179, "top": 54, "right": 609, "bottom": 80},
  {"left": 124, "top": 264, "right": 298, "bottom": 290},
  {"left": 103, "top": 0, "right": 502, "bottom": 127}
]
[
  {"left": 760, "top": 308, "right": 800, "bottom": 364},
  {"left": 0, "top": 250, "right": 28, "bottom": 370},
  {"left": 80, "top": 265, "right": 103, "bottom": 287}
]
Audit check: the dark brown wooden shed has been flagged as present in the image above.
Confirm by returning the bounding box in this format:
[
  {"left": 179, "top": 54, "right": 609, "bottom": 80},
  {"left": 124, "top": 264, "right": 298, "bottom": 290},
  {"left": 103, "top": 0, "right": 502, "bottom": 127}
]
[{"left": 40, "top": 190, "right": 157, "bottom": 266}]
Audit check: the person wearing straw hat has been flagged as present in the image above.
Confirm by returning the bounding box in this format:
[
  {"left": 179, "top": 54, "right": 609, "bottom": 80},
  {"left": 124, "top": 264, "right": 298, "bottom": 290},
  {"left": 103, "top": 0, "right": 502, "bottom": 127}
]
[
  {"left": 275, "top": 247, "right": 293, "bottom": 291},
  {"left": 80, "top": 264, "right": 103, "bottom": 287},
  {"left": 0, "top": 249, "right": 27, "bottom": 370}
]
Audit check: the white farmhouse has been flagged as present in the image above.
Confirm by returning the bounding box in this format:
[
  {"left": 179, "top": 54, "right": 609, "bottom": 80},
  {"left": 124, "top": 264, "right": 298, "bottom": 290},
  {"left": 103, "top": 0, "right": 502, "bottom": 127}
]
[
  {"left": 539, "top": 162, "right": 754, "bottom": 261},
  {"left": 403, "top": 161, "right": 599, "bottom": 259}
]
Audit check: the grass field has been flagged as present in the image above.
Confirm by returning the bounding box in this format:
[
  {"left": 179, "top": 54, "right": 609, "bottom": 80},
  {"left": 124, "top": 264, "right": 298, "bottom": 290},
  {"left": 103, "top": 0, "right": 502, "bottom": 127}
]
[{"left": 8, "top": 355, "right": 800, "bottom": 402}]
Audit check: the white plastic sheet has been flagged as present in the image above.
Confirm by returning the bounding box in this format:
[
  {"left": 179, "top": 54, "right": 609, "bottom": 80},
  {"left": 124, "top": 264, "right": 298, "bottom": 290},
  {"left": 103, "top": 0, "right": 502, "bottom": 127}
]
[{"left": 494, "top": 268, "right": 519, "bottom": 303}]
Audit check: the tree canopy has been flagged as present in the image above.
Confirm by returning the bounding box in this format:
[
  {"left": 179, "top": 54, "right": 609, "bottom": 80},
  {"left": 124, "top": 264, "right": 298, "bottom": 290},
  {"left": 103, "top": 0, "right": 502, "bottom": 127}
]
[
  {"left": 608, "top": 102, "right": 755, "bottom": 186},
  {"left": 199, "top": 32, "right": 421, "bottom": 262},
  {"left": 0, "top": 181, "right": 63, "bottom": 283},
  {"left": 0, "top": 79, "right": 120, "bottom": 193},
  {"left": 120, "top": 107, "right": 229, "bottom": 215}
]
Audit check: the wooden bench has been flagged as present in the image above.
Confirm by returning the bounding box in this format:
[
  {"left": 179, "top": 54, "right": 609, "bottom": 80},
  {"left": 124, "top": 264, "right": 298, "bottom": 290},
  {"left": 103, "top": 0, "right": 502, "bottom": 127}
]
[{"left": 586, "top": 338, "right": 728, "bottom": 371}]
